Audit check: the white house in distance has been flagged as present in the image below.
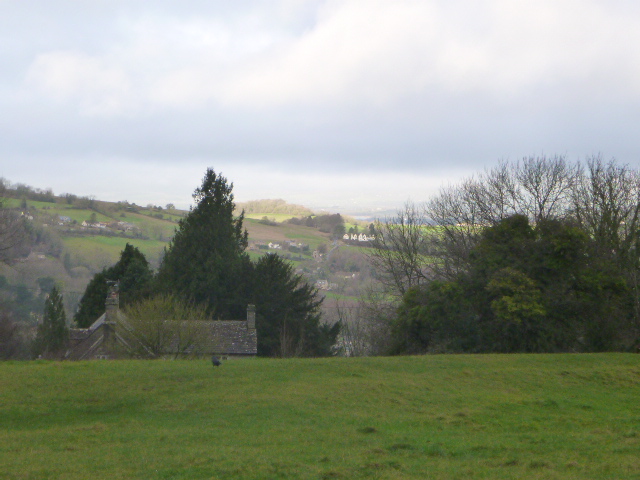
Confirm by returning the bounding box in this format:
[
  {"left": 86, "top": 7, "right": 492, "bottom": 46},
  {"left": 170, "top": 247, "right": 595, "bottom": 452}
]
[{"left": 343, "top": 233, "right": 375, "bottom": 242}]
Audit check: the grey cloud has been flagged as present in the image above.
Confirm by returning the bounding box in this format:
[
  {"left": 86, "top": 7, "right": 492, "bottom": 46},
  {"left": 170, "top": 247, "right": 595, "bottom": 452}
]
[{"left": 3, "top": 1, "right": 640, "bottom": 211}]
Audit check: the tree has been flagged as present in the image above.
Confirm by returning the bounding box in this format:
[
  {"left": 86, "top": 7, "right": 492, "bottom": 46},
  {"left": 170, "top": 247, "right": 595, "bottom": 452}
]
[
  {"left": 370, "top": 156, "right": 640, "bottom": 352},
  {"left": 74, "top": 244, "right": 152, "bottom": 327},
  {"left": 33, "top": 286, "right": 68, "bottom": 358},
  {"left": 485, "top": 267, "right": 548, "bottom": 352},
  {"left": 0, "top": 183, "right": 27, "bottom": 265},
  {"left": 156, "top": 169, "right": 340, "bottom": 356},
  {"left": 368, "top": 202, "right": 432, "bottom": 297},
  {"left": 156, "top": 169, "right": 250, "bottom": 319},
  {"left": 572, "top": 156, "right": 640, "bottom": 263},
  {"left": 251, "top": 254, "right": 338, "bottom": 357},
  {"left": 74, "top": 271, "right": 108, "bottom": 328},
  {"left": 391, "top": 281, "right": 478, "bottom": 354},
  {"left": 0, "top": 306, "right": 29, "bottom": 360},
  {"left": 389, "top": 213, "right": 634, "bottom": 354},
  {"left": 122, "top": 294, "right": 210, "bottom": 358}
]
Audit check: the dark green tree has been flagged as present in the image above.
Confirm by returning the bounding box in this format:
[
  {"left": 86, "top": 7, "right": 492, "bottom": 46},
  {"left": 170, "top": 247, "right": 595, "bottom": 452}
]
[
  {"left": 74, "top": 244, "right": 152, "bottom": 327},
  {"left": 392, "top": 281, "right": 478, "bottom": 354},
  {"left": 115, "top": 245, "right": 153, "bottom": 306},
  {"left": 33, "top": 286, "right": 68, "bottom": 357},
  {"left": 74, "top": 271, "right": 107, "bottom": 328},
  {"left": 156, "top": 169, "right": 250, "bottom": 319},
  {"left": 251, "top": 253, "right": 338, "bottom": 357}
]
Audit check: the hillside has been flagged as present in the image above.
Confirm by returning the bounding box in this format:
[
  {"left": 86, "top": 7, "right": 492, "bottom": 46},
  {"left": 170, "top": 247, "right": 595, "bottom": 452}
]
[
  {"left": 1, "top": 184, "right": 375, "bottom": 323},
  {"left": 1, "top": 354, "right": 639, "bottom": 479}
]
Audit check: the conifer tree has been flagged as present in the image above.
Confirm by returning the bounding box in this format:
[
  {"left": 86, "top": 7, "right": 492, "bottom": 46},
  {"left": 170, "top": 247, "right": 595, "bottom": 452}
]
[
  {"left": 74, "top": 244, "right": 152, "bottom": 327},
  {"left": 33, "top": 285, "right": 68, "bottom": 357},
  {"left": 156, "top": 168, "right": 250, "bottom": 319},
  {"left": 156, "top": 168, "right": 340, "bottom": 355},
  {"left": 251, "top": 253, "right": 338, "bottom": 357}
]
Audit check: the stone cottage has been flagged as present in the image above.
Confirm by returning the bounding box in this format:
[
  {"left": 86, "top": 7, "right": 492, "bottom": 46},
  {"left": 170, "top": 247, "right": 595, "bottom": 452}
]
[{"left": 66, "top": 287, "right": 258, "bottom": 360}]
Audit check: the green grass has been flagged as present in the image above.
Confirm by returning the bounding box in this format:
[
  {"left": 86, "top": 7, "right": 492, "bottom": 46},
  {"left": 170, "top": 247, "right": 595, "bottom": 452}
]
[
  {"left": 245, "top": 213, "right": 299, "bottom": 222},
  {"left": 1, "top": 354, "right": 639, "bottom": 479}
]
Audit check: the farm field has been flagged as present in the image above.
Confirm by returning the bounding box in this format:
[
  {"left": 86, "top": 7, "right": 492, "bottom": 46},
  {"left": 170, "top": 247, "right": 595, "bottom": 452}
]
[
  {"left": 61, "top": 236, "right": 168, "bottom": 271},
  {"left": 1, "top": 354, "right": 638, "bottom": 479}
]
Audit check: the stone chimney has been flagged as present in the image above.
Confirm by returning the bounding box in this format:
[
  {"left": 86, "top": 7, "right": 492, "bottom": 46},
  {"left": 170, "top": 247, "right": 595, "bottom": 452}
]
[
  {"left": 103, "top": 281, "right": 119, "bottom": 354},
  {"left": 247, "top": 304, "right": 256, "bottom": 330},
  {"left": 105, "top": 281, "right": 119, "bottom": 325}
]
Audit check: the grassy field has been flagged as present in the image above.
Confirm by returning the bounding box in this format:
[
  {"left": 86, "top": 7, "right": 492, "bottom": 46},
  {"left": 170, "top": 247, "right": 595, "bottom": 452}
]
[
  {"left": 62, "top": 236, "right": 167, "bottom": 270},
  {"left": 1, "top": 354, "right": 638, "bottom": 479},
  {"left": 244, "top": 213, "right": 301, "bottom": 223}
]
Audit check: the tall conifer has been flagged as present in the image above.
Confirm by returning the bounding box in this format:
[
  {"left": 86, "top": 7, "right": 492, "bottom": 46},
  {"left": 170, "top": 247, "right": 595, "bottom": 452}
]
[{"left": 156, "top": 169, "right": 250, "bottom": 318}]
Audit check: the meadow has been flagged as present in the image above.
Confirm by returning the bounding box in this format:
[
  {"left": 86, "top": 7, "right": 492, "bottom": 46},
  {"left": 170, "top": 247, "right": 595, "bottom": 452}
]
[{"left": 1, "top": 354, "right": 638, "bottom": 479}]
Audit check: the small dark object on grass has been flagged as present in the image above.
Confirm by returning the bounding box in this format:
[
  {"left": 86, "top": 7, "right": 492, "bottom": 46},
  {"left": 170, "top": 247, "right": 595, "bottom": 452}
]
[
  {"left": 357, "top": 426, "right": 377, "bottom": 434},
  {"left": 211, "top": 355, "right": 221, "bottom": 367}
]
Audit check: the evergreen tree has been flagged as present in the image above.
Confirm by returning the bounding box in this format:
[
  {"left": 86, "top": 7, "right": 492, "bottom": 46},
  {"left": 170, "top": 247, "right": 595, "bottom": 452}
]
[
  {"left": 156, "top": 169, "right": 340, "bottom": 355},
  {"left": 74, "top": 271, "right": 108, "bottom": 328},
  {"left": 156, "top": 168, "right": 250, "bottom": 319},
  {"left": 251, "top": 253, "right": 339, "bottom": 357},
  {"left": 74, "top": 244, "right": 152, "bottom": 327},
  {"left": 33, "top": 286, "right": 68, "bottom": 357}
]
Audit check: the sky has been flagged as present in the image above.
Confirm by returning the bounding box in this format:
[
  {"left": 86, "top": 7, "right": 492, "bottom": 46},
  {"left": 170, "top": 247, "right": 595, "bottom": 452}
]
[{"left": 2, "top": 0, "right": 640, "bottom": 213}]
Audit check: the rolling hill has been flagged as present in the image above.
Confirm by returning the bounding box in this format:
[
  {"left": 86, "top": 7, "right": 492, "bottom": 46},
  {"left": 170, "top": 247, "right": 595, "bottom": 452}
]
[{"left": 1, "top": 185, "right": 373, "bottom": 323}]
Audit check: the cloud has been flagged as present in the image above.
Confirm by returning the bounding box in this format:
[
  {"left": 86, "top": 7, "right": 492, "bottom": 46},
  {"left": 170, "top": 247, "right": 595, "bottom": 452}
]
[
  {"left": 4, "top": 0, "right": 640, "bottom": 211},
  {"left": 20, "top": 0, "right": 640, "bottom": 114},
  {"left": 25, "top": 51, "right": 133, "bottom": 115}
]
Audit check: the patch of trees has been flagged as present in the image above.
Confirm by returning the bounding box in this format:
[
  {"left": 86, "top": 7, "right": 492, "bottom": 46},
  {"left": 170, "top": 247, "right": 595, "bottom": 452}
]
[
  {"left": 287, "top": 213, "right": 346, "bottom": 237},
  {"left": 258, "top": 216, "right": 278, "bottom": 226},
  {"left": 0, "top": 178, "right": 56, "bottom": 203},
  {"left": 372, "top": 156, "right": 640, "bottom": 353},
  {"left": 74, "top": 169, "right": 340, "bottom": 357}
]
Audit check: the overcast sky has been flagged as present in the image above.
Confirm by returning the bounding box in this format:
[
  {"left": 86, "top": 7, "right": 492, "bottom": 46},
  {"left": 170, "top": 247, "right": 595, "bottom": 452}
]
[{"left": 2, "top": 0, "right": 640, "bottom": 212}]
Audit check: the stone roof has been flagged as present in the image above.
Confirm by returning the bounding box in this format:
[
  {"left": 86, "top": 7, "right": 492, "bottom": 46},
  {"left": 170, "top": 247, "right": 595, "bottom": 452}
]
[
  {"left": 67, "top": 308, "right": 257, "bottom": 359},
  {"left": 190, "top": 320, "right": 257, "bottom": 356},
  {"left": 162, "top": 320, "right": 257, "bottom": 356}
]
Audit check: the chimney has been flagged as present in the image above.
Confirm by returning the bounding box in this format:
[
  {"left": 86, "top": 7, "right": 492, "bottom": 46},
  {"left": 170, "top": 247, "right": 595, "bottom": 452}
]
[
  {"left": 105, "top": 281, "right": 119, "bottom": 325},
  {"left": 103, "top": 281, "right": 119, "bottom": 355},
  {"left": 247, "top": 304, "right": 256, "bottom": 330}
]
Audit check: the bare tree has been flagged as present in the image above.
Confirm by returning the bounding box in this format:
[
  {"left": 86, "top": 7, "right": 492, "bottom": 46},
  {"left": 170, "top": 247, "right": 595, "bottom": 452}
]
[
  {"left": 326, "top": 299, "right": 376, "bottom": 357},
  {"left": 0, "top": 182, "right": 27, "bottom": 265},
  {"left": 572, "top": 155, "right": 640, "bottom": 259},
  {"left": 0, "top": 307, "right": 30, "bottom": 360},
  {"left": 122, "top": 294, "right": 210, "bottom": 358},
  {"left": 368, "top": 202, "right": 432, "bottom": 297},
  {"left": 423, "top": 155, "right": 580, "bottom": 280},
  {"left": 515, "top": 155, "right": 578, "bottom": 223}
]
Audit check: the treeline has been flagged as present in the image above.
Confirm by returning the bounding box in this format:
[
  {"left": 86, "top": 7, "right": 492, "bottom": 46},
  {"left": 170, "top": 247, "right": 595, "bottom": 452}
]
[
  {"left": 369, "top": 155, "right": 640, "bottom": 354},
  {"left": 0, "top": 178, "right": 56, "bottom": 204},
  {"left": 286, "top": 213, "right": 346, "bottom": 236},
  {"left": 236, "top": 198, "right": 313, "bottom": 216}
]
